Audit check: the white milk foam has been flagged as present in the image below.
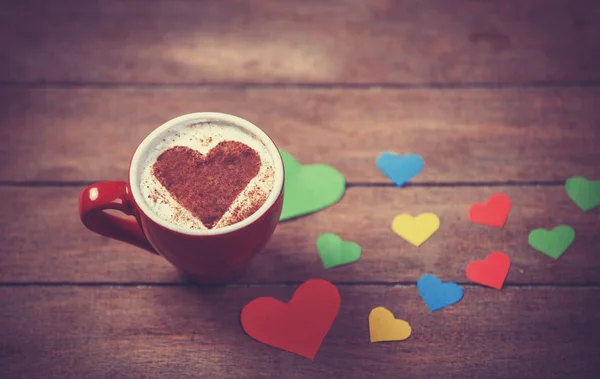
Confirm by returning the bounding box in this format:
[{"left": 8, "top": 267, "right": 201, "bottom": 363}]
[{"left": 138, "top": 120, "right": 275, "bottom": 230}]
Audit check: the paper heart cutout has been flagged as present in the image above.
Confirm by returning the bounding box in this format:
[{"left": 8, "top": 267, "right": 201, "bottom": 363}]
[
  {"left": 391, "top": 213, "right": 440, "bottom": 247},
  {"left": 417, "top": 274, "right": 464, "bottom": 312},
  {"left": 376, "top": 152, "right": 424, "bottom": 186},
  {"left": 316, "top": 233, "right": 361, "bottom": 269},
  {"left": 279, "top": 149, "right": 346, "bottom": 221},
  {"left": 369, "top": 307, "right": 412, "bottom": 343},
  {"left": 468, "top": 193, "right": 511, "bottom": 228},
  {"left": 153, "top": 141, "right": 261, "bottom": 228},
  {"left": 240, "top": 279, "right": 340, "bottom": 359},
  {"left": 528, "top": 225, "right": 575, "bottom": 259},
  {"left": 466, "top": 252, "right": 511, "bottom": 290},
  {"left": 565, "top": 176, "right": 600, "bottom": 212}
]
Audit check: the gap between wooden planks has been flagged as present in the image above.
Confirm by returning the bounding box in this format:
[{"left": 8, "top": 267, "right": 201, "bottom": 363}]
[
  {"left": 1, "top": 186, "right": 598, "bottom": 285},
  {"left": 0, "top": 87, "right": 599, "bottom": 182},
  {"left": 0, "top": 286, "right": 598, "bottom": 379},
  {"left": 1, "top": 0, "right": 599, "bottom": 84}
]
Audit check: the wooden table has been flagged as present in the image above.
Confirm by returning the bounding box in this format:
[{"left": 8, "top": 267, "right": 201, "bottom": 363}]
[{"left": 1, "top": 1, "right": 600, "bottom": 378}]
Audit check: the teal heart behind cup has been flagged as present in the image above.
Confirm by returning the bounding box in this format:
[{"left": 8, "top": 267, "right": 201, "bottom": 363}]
[
  {"left": 279, "top": 149, "right": 346, "bottom": 221},
  {"left": 565, "top": 177, "right": 600, "bottom": 212},
  {"left": 528, "top": 225, "right": 575, "bottom": 259},
  {"left": 316, "top": 233, "right": 361, "bottom": 269}
]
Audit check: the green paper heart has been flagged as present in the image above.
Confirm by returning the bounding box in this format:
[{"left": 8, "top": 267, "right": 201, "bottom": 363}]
[
  {"left": 565, "top": 177, "right": 600, "bottom": 212},
  {"left": 279, "top": 149, "right": 346, "bottom": 221},
  {"left": 316, "top": 233, "right": 361, "bottom": 269},
  {"left": 528, "top": 225, "right": 575, "bottom": 259}
]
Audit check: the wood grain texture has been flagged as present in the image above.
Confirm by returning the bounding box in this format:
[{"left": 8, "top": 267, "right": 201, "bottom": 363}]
[
  {"left": 1, "top": 0, "right": 599, "bottom": 84},
  {"left": 2, "top": 186, "right": 598, "bottom": 284},
  {"left": 1, "top": 88, "right": 599, "bottom": 183},
  {"left": 0, "top": 286, "right": 598, "bottom": 379}
]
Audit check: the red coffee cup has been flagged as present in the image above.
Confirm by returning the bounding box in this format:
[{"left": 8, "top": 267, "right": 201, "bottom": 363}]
[{"left": 79, "top": 113, "right": 285, "bottom": 284}]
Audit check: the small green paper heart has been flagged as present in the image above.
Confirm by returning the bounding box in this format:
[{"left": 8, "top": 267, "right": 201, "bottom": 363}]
[
  {"left": 565, "top": 176, "right": 600, "bottom": 212},
  {"left": 316, "top": 233, "right": 361, "bottom": 269},
  {"left": 528, "top": 225, "right": 575, "bottom": 259},
  {"left": 279, "top": 149, "right": 346, "bottom": 221}
]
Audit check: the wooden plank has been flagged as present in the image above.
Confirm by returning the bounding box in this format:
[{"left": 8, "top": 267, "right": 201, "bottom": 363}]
[
  {"left": 1, "top": 0, "right": 599, "bottom": 84},
  {"left": 0, "top": 286, "right": 598, "bottom": 378},
  {"left": 2, "top": 186, "right": 598, "bottom": 284},
  {"left": 1, "top": 88, "right": 599, "bottom": 183}
]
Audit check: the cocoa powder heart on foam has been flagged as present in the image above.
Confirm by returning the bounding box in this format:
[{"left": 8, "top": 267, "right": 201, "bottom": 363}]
[{"left": 152, "top": 141, "right": 262, "bottom": 228}]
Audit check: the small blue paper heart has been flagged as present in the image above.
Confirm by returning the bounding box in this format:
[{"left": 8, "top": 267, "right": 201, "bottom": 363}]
[
  {"left": 376, "top": 152, "right": 424, "bottom": 186},
  {"left": 417, "top": 274, "right": 464, "bottom": 312}
]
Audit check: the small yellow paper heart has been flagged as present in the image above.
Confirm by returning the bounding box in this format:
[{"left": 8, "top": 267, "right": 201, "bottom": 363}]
[
  {"left": 369, "top": 307, "right": 412, "bottom": 342},
  {"left": 391, "top": 212, "right": 440, "bottom": 247}
]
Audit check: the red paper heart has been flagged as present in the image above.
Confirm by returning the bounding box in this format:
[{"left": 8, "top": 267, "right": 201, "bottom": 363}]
[
  {"left": 240, "top": 279, "right": 340, "bottom": 359},
  {"left": 466, "top": 252, "right": 510, "bottom": 290},
  {"left": 468, "top": 193, "right": 511, "bottom": 228}
]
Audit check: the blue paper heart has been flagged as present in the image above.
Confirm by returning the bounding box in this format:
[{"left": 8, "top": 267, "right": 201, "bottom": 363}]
[
  {"left": 376, "top": 152, "right": 424, "bottom": 186},
  {"left": 417, "top": 274, "right": 464, "bottom": 312}
]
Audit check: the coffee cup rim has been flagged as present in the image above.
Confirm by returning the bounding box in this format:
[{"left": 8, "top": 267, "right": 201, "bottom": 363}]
[{"left": 129, "top": 112, "right": 285, "bottom": 236}]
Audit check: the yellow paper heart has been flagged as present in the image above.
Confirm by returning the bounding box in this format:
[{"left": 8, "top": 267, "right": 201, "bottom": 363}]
[
  {"left": 369, "top": 307, "right": 412, "bottom": 342},
  {"left": 391, "top": 212, "right": 440, "bottom": 247}
]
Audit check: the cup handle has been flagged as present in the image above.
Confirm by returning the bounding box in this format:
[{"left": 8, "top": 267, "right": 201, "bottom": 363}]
[{"left": 79, "top": 181, "right": 158, "bottom": 254}]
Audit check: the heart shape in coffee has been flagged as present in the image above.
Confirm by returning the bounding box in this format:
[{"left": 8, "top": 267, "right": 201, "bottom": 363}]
[{"left": 153, "top": 141, "right": 261, "bottom": 228}]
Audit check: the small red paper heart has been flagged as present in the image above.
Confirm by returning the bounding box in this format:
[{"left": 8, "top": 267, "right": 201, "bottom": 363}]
[
  {"left": 468, "top": 193, "right": 511, "bottom": 228},
  {"left": 240, "top": 279, "right": 340, "bottom": 359},
  {"left": 466, "top": 252, "right": 511, "bottom": 290}
]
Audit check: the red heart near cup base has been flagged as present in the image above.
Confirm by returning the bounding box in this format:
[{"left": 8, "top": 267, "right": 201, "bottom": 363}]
[{"left": 240, "top": 279, "right": 341, "bottom": 359}]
